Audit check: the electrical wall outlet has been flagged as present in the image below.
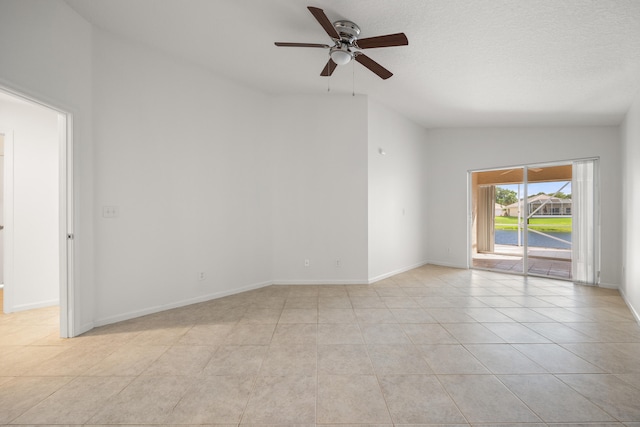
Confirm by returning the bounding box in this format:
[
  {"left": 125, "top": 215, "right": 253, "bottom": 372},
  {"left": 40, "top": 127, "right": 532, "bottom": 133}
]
[
  {"left": 102, "top": 206, "right": 119, "bottom": 218},
  {"left": 198, "top": 272, "right": 206, "bottom": 281},
  {"left": 304, "top": 259, "right": 310, "bottom": 267}
]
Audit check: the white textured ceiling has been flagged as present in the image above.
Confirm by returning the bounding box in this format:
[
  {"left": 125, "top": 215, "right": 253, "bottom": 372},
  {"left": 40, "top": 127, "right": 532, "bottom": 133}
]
[{"left": 65, "top": 0, "right": 640, "bottom": 128}]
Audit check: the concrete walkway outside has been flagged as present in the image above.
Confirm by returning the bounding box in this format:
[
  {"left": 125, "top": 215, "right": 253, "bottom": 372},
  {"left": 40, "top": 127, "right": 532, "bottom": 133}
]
[{"left": 473, "top": 244, "right": 571, "bottom": 279}]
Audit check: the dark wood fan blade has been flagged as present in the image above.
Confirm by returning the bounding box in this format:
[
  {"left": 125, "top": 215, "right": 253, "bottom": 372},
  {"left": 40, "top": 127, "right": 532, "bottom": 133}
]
[
  {"left": 275, "top": 42, "right": 330, "bottom": 48},
  {"left": 356, "top": 33, "right": 408, "bottom": 49},
  {"left": 308, "top": 6, "right": 340, "bottom": 40},
  {"left": 320, "top": 59, "right": 338, "bottom": 76},
  {"left": 355, "top": 54, "right": 393, "bottom": 79}
]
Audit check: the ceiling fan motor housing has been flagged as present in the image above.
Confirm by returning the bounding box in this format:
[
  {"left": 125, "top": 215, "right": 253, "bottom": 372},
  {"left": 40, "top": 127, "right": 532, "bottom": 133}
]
[
  {"left": 333, "top": 20, "right": 360, "bottom": 42},
  {"left": 330, "top": 20, "right": 360, "bottom": 64}
]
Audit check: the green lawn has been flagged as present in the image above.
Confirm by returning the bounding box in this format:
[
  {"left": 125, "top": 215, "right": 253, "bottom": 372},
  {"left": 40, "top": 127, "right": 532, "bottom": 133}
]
[{"left": 495, "top": 216, "right": 572, "bottom": 233}]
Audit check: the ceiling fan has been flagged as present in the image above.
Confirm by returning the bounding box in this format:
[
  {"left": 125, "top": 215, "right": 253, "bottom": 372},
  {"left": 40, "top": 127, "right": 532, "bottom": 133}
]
[{"left": 274, "top": 6, "right": 408, "bottom": 80}]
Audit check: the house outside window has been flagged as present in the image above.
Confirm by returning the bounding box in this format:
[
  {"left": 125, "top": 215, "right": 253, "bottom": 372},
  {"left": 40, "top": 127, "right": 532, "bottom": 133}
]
[{"left": 505, "top": 194, "right": 572, "bottom": 217}]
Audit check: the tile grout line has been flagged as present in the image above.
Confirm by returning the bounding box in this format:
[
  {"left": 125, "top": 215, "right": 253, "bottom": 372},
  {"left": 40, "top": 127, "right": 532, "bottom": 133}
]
[{"left": 551, "top": 372, "right": 625, "bottom": 423}]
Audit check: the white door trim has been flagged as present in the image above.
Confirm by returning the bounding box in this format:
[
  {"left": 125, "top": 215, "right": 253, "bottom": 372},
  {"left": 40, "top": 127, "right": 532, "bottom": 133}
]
[
  {"left": 1, "top": 130, "right": 15, "bottom": 314},
  {"left": 60, "top": 112, "right": 75, "bottom": 338}
]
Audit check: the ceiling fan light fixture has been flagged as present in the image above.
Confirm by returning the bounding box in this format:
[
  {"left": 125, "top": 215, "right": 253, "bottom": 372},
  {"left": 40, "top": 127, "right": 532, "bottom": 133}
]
[
  {"left": 330, "top": 48, "right": 352, "bottom": 65},
  {"left": 274, "top": 6, "right": 408, "bottom": 80}
]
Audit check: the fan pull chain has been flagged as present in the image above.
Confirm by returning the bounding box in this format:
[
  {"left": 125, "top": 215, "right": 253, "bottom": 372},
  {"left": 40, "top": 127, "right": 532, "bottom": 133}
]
[
  {"left": 352, "top": 60, "right": 355, "bottom": 96},
  {"left": 327, "top": 66, "right": 331, "bottom": 93}
]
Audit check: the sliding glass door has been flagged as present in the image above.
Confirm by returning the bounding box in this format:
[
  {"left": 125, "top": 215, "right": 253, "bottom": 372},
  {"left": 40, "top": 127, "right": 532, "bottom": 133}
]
[
  {"left": 525, "top": 165, "right": 573, "bottom": 279},
  {"left": 472, "top": 167, "right": 525, "bottom": 275},
  {"left": 470, "top": 159, "right": 599, "bottom": 283}
]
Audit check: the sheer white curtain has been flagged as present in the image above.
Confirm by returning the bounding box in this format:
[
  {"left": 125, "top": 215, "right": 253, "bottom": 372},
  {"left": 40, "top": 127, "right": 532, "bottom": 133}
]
[
  {"left": 572, "top": 159, "right": 599, "bottom": 284},
  {"left": 477, "top": 185, "right": 495, "bottom": 253}
]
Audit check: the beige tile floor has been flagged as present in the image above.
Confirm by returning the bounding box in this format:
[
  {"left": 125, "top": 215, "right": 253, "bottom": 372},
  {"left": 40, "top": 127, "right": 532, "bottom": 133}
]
[{"left": 1, "top": 265, "right": 640, "bottom": 426}]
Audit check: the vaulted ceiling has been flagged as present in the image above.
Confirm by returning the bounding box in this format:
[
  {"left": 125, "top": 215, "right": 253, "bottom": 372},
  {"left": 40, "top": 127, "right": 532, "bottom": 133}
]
[{"left": 65, "top": 0, "right": 640, "bottom": 128}]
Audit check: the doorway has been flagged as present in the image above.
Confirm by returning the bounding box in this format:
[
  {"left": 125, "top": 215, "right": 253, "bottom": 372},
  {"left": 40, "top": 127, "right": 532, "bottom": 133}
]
[
  {"left": 0, "top": 88, "right": 73, "bottom": 337},
  {"left": 470, "top": 160, "right": 599, "bottom": 283}
]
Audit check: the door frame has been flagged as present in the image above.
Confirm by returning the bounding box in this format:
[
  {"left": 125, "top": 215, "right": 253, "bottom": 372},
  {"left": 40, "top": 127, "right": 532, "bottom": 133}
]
[
  {"left": 1, "top": 130, "right": 14, "bottom": 310},
  {"left": 468, "top": 158, "right": 598, "bottom": 282},
  {"left": 0, "top": 86, "right": 75, "bottom": 338}
]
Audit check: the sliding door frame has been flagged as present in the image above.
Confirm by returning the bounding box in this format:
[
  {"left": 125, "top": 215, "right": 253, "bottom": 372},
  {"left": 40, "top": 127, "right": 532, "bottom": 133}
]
[{"left": 468, "top": 157, "right": 599, "bottom": 282}]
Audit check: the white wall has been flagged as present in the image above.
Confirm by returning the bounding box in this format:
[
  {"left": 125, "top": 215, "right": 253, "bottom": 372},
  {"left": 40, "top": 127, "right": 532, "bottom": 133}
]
[
  {"left": 427, "top": 127, "right": 622, "bottom": 287},
  {"left": 0, "top": 0, "right": 93, "bottom": 334},
  {"left": 0, "top": 96, "right": 59, "bottom": 311},
  {"left": 271, "top": 95, "right": 369, "bottom": 284},
  {"left": 621, "top": 92, "right": 640, "bottom": 320},
  {"left": 368, "top": 100, "right": 429, "bottom": 281},
  {"left": 92, "top": 29, "right": 273, "bottom": 325}
]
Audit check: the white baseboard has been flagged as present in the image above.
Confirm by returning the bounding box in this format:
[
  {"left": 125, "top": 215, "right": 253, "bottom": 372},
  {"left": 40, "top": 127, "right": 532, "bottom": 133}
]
[
  {"left": 77, "top": 321, "right": 95, "bottom": 337},
  {"left": 619, "top": 287, "right": 640, "bottom": 324},
  {"left": 367, "top": 261, "right": 429, "bottom": 284},
  {"left": 9, "top": 299, "right": 59, "bottom": 313},
  {"left": 425, "top": 259, "right": 468, "bottom": 270},
  {"left": 598, "top": 282, "right": 619, "bottom": 289},
  {"left": 92, "top": 280, "right": 272, "bottom": 328},
  {"left": 272, "top": 279, "right": 368, "bottom": 285}
]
